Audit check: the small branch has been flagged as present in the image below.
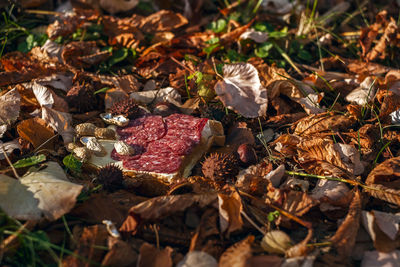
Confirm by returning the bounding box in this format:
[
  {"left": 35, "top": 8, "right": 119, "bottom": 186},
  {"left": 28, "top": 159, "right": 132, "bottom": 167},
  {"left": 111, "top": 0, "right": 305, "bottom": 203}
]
[{"left": 1, "top": 145, "right": 20, "bottom": 179}]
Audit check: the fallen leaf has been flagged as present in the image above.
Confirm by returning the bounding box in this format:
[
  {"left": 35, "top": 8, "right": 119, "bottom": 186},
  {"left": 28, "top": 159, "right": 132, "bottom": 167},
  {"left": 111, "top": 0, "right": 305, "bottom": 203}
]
[
  {"left": 294, "top": 113, "right": 356, "bottom": 136},
  {"left": 218, "top": 190, "right": 243, "bottom": 234},
  {"left": 140, "top": 10, "right": 188, "bottom": 33},
  {"left": 215, "top": 63, "right": 268, "bottom": 118},
  {"left": 130, "top": 87, "right": 182, "bottom": 106},
  {"left": 17, "top": 118, "right": 55, "bottom": 149},
  {"left": 345, "top": 77, "right": 376, "bottom": 106},
  {"left": 361, "top": 250, "right": 400, "bottom": 267},
  {"left": 365, "top": 157, "right": 400, "bottom": 206},
  {"left": 137, "top": 242, "right": 173, "bottom": 267},
  {"left": 41, "top": 106, "right": 74, "bottom": 144},
  {"left": 239, "top": 29, "right": 268, "bottom": 43},
  {"left": 176, "top": 251, "right": 218, "bottom": 267},
  {"left": 0, "top": 139, "right": 21, "bottom": 160},
  {"left": 63, "top": 225, "right": 109, "bottom": 266},
  {"left": 120, "top": 193, "right": 217, "bottom": 234},
  {"left": 0, "top": 88, "right": 21, "bottom": 128},
  {"left": 0, "top": 161, "right": 83, "bottom": 220},
  {"left": 361, "top": 210, "right": 400, "bottom": 252},
  {"left": 296, "top": 138, "right": 352, "bottom": 178},
  {"left": 330, "top": 189, "right": 362, "bottom": 258},
  {"left": 219, "top": 236, "right": 254, "bottom": 267},
  {"left": 102, "top": 237, "right": 138, "bottom": 267},
  {"left": 366, "top": 17, "right": 398, "bottom": 62},
  {"left": 99, "top": 0, "right": 139, "bottom": 15}
]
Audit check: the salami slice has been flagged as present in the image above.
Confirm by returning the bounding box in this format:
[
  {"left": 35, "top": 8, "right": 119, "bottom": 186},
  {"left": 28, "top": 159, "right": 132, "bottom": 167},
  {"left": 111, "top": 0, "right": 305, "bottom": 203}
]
[{"left": 115, "top": 113, "right": 209, "bottom": 174}]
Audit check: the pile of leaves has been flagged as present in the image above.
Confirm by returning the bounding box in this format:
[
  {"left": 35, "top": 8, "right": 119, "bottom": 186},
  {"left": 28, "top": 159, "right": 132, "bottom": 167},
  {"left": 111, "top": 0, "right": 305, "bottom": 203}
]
[{"left": 1, "top": 0, "right": 400, "bottom": 266}]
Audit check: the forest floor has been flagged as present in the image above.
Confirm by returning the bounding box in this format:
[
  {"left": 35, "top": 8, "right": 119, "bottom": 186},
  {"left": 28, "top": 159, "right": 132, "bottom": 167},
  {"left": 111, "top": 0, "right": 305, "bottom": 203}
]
[{"left": 1, "top": 0, "right": 400, "bottom": 266}]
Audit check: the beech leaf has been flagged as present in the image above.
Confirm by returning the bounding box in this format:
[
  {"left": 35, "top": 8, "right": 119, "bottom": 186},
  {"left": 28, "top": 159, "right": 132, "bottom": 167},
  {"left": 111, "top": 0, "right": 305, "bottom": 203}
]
[
  {"left": 215, "top": 63, "right": 268, "bottom": 118},
  {"left": 0, "top": 88, "right": 20, "bottom": 127}
]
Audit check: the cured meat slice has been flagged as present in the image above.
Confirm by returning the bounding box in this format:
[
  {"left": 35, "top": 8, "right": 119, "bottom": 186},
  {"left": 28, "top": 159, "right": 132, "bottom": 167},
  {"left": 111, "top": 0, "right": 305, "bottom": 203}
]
[
  {"left": 143, "top": 115, "right": 166, "bottom": 142},
  {"left": 110, "top": 113, "right": 210, "bottom": 175}
]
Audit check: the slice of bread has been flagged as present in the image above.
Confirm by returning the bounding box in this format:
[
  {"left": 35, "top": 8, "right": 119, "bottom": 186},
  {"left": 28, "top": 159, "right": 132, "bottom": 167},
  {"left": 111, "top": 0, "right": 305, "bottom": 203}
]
[{"left": 87, "top": 119, "right": 225, "bottom": 183}]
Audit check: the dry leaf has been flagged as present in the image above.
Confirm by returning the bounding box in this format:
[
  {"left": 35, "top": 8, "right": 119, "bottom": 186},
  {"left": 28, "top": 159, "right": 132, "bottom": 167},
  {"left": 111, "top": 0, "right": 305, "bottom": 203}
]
[
  {"left": 140, "top": 10, "right": 188, "bottom": 33},
  {"left": 99, "top": 0, "right": 139, "bottom": 14},
  {"left": 0, "top": 139, "right": 21, "bottom": 160},
  {"left": 361, "top": 250, "right": 400, "bottom": 267},
  {"left": 63, "top": 225, "right": 109, "bottom": 266},
  {"left": 17, "top": 118, "right": 55, "bottom": 149},
  {"left": 365, "top": 157, "right": 400, "bottom": 206},
  {"left": 138, "top": 242, "right": 173, "bottom": 267},
  {"left": 176, "top": 251, "right": 218, "bottom": 267},
  {"left": 239, "top": 29, "right": 268, "bottom": 43},
  {"left": 0, "top": 162, "right": 83, "bottom": 220},
  {"left": 361, "top": 210, "right": 400, "bottom": 252},
  {"left": 330, "top": 189, "right": 362, "bottom": 258},
  {"left": 297, "top": 138, "right": 352, "bottom": 178},
  {"left": 120, "top": 193, "right": 217, "bottom": 234},
  {"left": 0, "top": 88, "right": 20, "bottom": 127},
  {"left": 41, "top": 106, "right": 74, "bottom": 144},
  {"left": 215, "top": 63, "right": 268, "bottom": 118},
  {"left": 294, "top": 113, "right": 356, "bottom": 136},
  {"left": 345, "top": 77, "right": 376, "bottom": 106},
  {"left": 219, "top": 236, "right": 254, "bottom": 267},
  {"left": 218, "top": 191, "right": 243, "bottom": 234},
  {"left": 102, "top": 237, "right": 138, "bottom": 267},
  {"left": 130, "top": 87, "right": 182, "bottom": 106}
]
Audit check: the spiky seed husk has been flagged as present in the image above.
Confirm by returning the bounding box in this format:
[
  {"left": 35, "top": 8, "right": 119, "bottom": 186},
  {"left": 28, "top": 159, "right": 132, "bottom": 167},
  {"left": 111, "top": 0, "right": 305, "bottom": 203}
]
[
  {"left": 109, "top": 98, "right": 143, "bottom": 119},
  {"left": 97, "top": 164, "right": 124, "bottom": 192},
  {"left": 202, "top": 153, "right": 239, "bottom": 186},
  {"left": 66, "top": 83, "right": 97, "bottom": 113}
]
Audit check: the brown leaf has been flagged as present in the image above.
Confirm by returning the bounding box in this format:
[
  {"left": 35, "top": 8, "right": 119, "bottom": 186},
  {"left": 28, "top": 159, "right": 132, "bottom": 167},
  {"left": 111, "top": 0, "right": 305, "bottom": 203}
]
[
  {"left": 218, "top": 191, "right": 243, "bottom": 234},
  {"left": 0, "top": 88, "right": 20, "bottom": 127},
  {"left": 285, "top": 228, "right": 313, "bottom": 258},
  {"left": 365, "top": 157, "right": 400, "bottom": 206},
  {"left": 17, "top": 118, "right": 55, "bottom": 149},
  {"left": 102, "top": 237, "right": 138, "bottom": 267},
  {"left": 361, "top": 210, "right": 400, "bottom": 252},
  {"left": 120, "top": 193, "right": 217, "bottom": 234},
  {"left": 41, "top": 106, "right": 74, "bottom": 144},
  {"left": 366, "top": 17, "right": 398, "bottom": 61},
  {"left": 99, "top": 0, "right": 139, "bottom": 15},
  {"left": 137, "top": 242, "right": 173, "bottom": 267},
  {"left": 63, "top": 225, "right": 109, "bottom": 267},
  {"left": 330, "top": 189, "right": 362, "bottom": 259},
  {"left": 140, "top": 10, "right": 188, "bottom": 33},
  {"left": 294, "top": 112, "right": 356, "bottom": 136},
  {"left": 359, "top": 10, "right": 386, "bottom": 57},
  {"left": 219, "top": 236, "right": 254, "bottom": 267},
  {"left": 245, "top": 255, "right": 282, "bottom": 267},
  {"left": 296, "top": 138, "right": 352, "bottom": 178},
  {"left": 61, "top": 41, "right": 111, "bottom": 69}
]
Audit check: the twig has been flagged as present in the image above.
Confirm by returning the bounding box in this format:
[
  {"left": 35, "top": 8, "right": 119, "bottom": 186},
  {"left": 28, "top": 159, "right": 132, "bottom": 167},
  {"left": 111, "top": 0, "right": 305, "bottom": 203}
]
[{"left": 1, "top": 145, "right": 20, "bottom": 179}]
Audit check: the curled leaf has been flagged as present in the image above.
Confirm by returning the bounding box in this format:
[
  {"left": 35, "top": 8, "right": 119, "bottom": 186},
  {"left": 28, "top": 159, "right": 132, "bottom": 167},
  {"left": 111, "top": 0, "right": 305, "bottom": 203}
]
[{"left": 215, "top": 63, "right": 268, "bottom": 118}]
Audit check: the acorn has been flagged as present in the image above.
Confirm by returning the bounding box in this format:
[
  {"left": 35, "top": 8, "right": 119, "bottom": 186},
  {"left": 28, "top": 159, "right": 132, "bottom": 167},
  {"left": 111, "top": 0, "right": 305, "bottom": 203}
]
[
  {"left": 109, "top": 98, "right": 143, "bottom": 119},
  {"left": 66, "top": 83, "right": 97, "bottom": 113},
  {"left": 97, "top": 164, "right": 124, "bottom": 192},
  {"left": 202, "top": 153, "right": 240, "bottom": 187},
  {"left": 236, "top": 144, "right": 257, "bottom": 167}
]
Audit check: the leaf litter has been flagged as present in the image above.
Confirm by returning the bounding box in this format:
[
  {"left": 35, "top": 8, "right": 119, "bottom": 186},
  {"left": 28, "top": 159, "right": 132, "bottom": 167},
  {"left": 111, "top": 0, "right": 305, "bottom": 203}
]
[{"left": 1, "top": 0, "right": 400, "bottom": 266}]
